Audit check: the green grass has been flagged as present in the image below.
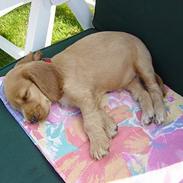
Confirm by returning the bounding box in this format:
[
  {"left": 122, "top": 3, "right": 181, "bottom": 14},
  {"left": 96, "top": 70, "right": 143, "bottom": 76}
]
[
  {"left": 0, "top": 3, "right": 83, "bottom": 68},
  {"left": 0, "top": 50, "right": 14, "bottom": 68}
]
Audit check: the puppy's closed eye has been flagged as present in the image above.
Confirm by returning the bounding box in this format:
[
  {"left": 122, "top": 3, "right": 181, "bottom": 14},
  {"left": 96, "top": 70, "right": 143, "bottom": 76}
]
[
  {"left": 21, "top": 90, "right": 30, "bottom": 102},
  {"left": 11, "top": 90, "right": 30, "bottom": 109}
]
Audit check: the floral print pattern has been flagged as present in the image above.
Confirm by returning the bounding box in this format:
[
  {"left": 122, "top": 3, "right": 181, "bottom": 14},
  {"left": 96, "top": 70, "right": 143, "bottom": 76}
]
[{"left": 0, "top": 77, "right": 183, "bottom": 183}]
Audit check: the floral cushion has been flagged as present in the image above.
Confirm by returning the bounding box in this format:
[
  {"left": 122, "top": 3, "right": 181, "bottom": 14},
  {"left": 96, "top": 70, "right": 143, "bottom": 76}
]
[{"left": 0, "top": 77, "right": 183, "bottom": 183}]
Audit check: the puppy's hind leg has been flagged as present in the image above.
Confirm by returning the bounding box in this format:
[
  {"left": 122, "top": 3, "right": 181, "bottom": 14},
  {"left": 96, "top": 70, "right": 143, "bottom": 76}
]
[
  {"left": 135, "top": 41, "right": 166, "bottom": 124},
  {"left": 155, "top": 73, "right": 167, "bottom": 97},
  {"left": 125, "top": 77, "right": 154, "bottom": 125}
]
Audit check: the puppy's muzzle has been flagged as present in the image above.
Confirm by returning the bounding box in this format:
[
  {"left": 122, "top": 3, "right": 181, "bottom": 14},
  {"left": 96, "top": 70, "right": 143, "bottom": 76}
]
[{"left": 30, "top": 115, "right": 38, "bottom": 124}]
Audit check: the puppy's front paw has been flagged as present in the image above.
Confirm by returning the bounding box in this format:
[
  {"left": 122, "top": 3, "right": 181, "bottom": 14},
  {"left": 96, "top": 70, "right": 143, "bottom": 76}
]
[{"left": 90, "top": 138, "right": 110, "bottom": 160}]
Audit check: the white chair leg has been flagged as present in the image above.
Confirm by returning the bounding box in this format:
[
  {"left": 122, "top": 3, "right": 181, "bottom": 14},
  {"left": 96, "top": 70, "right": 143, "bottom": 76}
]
[
  {"left": 25, "top": 0, "right": 56, "bottom": 53},
  {"left": 0, "top": 0, "right": 93, "bottom": 59},
  {"left": 67, "top": 0, "right": 93, "bottom": 29}
]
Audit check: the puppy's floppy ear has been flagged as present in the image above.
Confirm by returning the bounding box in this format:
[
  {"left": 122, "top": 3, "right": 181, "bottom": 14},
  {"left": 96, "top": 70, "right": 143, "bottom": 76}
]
[
  {"left": 155, "top": 73, "right": 167, "bottom": 97},
  {"left": 33, "top": 51, "right": 43, "bottom": 61},
  {"left": 23, "top": 62, "right": 63, "bottom": 101},
  {"left": 16, "top": 51, "right": 43, "bottom": 67}
]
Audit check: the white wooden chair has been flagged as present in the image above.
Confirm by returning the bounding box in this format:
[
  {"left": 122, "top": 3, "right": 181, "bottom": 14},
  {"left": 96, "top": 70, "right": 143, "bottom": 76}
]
[{"left": 0, "top": 0, "right": 94, "bottom": 59}]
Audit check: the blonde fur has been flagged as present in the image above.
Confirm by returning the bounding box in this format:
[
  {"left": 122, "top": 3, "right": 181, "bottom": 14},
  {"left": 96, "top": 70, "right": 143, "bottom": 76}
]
[{"left": 4, "top": 31, "right": 166, "bottom": 159}]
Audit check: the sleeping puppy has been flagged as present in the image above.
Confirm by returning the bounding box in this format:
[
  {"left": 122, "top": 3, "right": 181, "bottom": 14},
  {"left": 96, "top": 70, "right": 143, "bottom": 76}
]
[{"left": 4, "top": 32, "right": 166, "bottom": 160}]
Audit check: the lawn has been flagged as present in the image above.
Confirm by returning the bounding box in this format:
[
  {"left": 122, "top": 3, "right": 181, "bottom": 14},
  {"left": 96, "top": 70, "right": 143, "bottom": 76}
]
[{"left": 0, "top": 3, "right": 83, "bottom": 68}]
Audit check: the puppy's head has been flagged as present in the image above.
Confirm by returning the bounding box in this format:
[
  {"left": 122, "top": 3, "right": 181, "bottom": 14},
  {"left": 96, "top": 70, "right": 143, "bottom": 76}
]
[{"left": 4, "top": 52, "right": 63, "bottom": 123}]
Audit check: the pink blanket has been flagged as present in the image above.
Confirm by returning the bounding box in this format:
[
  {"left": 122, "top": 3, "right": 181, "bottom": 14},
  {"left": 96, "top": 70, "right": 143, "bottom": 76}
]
[{"left": 0, "top": 77, "right": 183, "bottom": 183}]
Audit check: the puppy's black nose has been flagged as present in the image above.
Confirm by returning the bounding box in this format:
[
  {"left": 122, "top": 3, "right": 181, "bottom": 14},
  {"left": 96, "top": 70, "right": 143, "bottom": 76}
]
[{"left": 30, "top": 115, "right": 38, "bottom": 124}]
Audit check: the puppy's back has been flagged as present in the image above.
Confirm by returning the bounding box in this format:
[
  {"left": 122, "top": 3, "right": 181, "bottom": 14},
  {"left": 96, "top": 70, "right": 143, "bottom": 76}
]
[{"left": 52, "top": 32, "right": 144, "bottom": 91}]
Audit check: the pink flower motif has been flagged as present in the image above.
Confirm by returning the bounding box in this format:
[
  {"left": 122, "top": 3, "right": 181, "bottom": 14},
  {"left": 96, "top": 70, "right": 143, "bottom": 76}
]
[
  {"left": 106, "top": 105, "right": 133, "bottom": 123},
  {"left": 167, "top": 95, "right": 175, "bottom": 102},
  {"left": 65, "top": 116, "right": 88, "bottom": 147},
  {"left": 55, "top": 126, "right": 151, "bottom": 183},
  {"left": 148, "top": 129, "right": 183, "bottom": 170},
  {"left": 24, "top": 121, "right": 43, "bottom": 140},
  {"left": 47, "top": 103, "right": 64, "bottom": 123},
  {"left": 47, "top": 103, "right": 80, "bottom": 124}
]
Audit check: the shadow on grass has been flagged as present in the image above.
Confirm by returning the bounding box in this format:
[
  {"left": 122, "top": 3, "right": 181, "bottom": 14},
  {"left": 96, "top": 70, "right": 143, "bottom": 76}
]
[{"left": 0, "top": 49, "right": 14, "bottom": 68}]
